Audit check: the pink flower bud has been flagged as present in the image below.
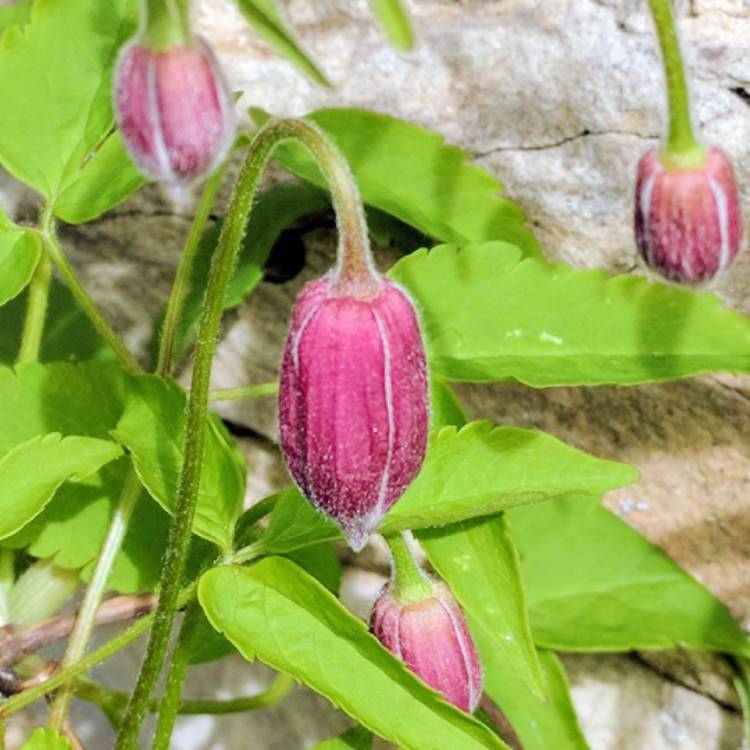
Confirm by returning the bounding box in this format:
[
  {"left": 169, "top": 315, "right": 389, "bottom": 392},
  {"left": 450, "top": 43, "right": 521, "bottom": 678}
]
[
  {"left": 278, "top": 276, "right": 429, "bottom": 551},
  {"left": 370, "top": 583, "right": 483, "bottom": 712},
  {"left": 634, "top": 147, "right": 742, "bottom": 283},
  {"left": 115, "top": 37, "right": 235, "bottom": 186}
]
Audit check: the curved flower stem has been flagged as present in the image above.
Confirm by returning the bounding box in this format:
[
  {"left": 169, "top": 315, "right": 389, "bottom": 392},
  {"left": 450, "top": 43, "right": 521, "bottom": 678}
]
[
  {"left": 647, "top": 0, "right": 706, "bottom": 167},
  {"left": 0, "top": 583, "right": 197, "bottom": 720},
  {"left": 384, "top": 532, "right": 434, "bottom": 604},
  {"left": 47, "top": 471, "right": 142, "bottom": 731},
  {"left": 151, "top": 601, "right": 201, "bottom": 748},
  {"left": 43, "top": 230, "right": 141, "bottom": 374},
  {"left": 208, "top": 381, "right": 279, "bottom": 402},
  {"left": 17, "top": 253, "right": 52, "bottom": 364},
  {"left": 156, "top": 163, "right": 226, "bottom": 377},
  {"left": 115, "top": 117, "right": 372, "bottom": 750},
  {"left": 143, "top": 0, "right": 191, "bottom": 49}
]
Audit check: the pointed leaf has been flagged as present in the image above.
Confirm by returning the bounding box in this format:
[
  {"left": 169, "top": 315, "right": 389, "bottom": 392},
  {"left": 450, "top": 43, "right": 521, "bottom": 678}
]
[
  {"left": 418, "top": 516, "right": 546, "bottom": 702},
  {"left": 478, "top": 644, "right": 590, "bottom": 750},
  {"left": 0, "top": 210, "right": 41, "bottom": 306},
  {"left": 0, "top": 433, "right": 123, "bottom": 540},
  {"left": 369, "top": 0, "right": 414, "bottom": 51},
  {"left": 112, "top": 375, "right": 246, "bottom": 550},
  {"left": 251, "top": 108, "right": 539, "bottom": 256},
  {"left": 509, "top": 496, "right": 750, "bottom": 656},
  {"left": 199, "top": 560, "right": 510, "bottom": 750},
  {"left": 236, "top": 0, "right": 329, "bottom": 86},
  {"left": 391, "top": 242, "right": 750, "bottom": 385},
  {"left": 0, "top": 0, "right": 137, "bottom": 200}
]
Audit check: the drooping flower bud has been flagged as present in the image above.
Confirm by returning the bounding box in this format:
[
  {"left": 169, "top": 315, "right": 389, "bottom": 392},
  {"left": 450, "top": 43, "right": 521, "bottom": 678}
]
[
  {"left": 278, "top": 275, "right": 429, "bottom": 551},
  {"left": 634, "top": 146, "right": 742, "bottom": 283},
  {"left": 370, "top": 582, "right": 483, "bottom": 713},
  {"left": 115, "top": 36, "right": 235, "bottom": 188}
]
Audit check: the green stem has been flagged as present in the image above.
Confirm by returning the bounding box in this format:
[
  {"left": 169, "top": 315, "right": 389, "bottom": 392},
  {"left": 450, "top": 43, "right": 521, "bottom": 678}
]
[
  {"left": 647, "top": 0, "right": 706, "bottom": 167},
  {"left": 18, "top": 252, "right": 52, "bottom": 364},
  {"left": 43, "top": 232, "right": 141, "bottom": 374},
  {"left": 76, "top": 672, "right": 294, "bottom": 721},
  {"left": 151, "top": 602, "right": 201, "bottom": 748},
  {"left": 143, "top": 0, "right": 191, "bottom": 49},
  {"left": 115, "top": 117, "right": 372, "bottom": 750},
  {"left": 208, "top": 382, "right": 279, "bottom": 402},
  {"left": 384, "top": 533, "right": 434, "bottom": 604},
  {"left": 0, "top": 583, "right": 197, "bottom": 720},
  {"left": 157, "top": 164, "right": 225, "bottom": 377},
  {"left": 47, "top": 471, "right": 142, "bottom": 731}
]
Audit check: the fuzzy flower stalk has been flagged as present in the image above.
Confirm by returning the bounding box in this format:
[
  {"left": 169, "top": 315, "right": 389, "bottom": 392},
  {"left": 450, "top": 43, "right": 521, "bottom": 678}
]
[
  {"left": 635, "top": 0, "right": 742, "bottom": 283},
  {"left": 114, "top": 0, "right": 235, "bottom": 194},
  {"left": 370, "top": 534, "right": 483, "bottom": 712},
  {"left": 278, "top": 149, "right": 429, "bottom": 551}
]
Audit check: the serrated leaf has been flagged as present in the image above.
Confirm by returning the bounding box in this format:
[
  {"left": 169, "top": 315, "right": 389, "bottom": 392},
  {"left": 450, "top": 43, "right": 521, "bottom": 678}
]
[
  {"left": 418, "top": 516, "right": 546, "bottom": 702},
  {"left": 20, "top": 728, "right": 73, "bottom": 750},
  {"left": 369, "top": 0, "right": 414, "bottom": 51},
  {"left": 509, "top": 495, "right": 750, "bottom": 656},
  {"left": 391, "top": 242, "right": 750, "bottom": 385},
  {"left": 253, "top": 421, "right": 635, "bottom": 554},
  {"left": 313, "top": 727, "right": 374, "bottom": 750},
  {"left": 0, "top": 210, "right": 41, "bottom": 306},
  {"left": 0, "top": 279, "right": 113, "bottom": 366},
  {"left": 478, "top": 644, "right": 590, "bottom": 750},
  {"left": 0, "top": 433, "right": 123, "bottom": 539},
  {"left": 199, "top": 560, "right": 510, "bottom": 750},
  {"left": 0, "top": 0, "right": 137, "bottom": 201},
  {"left": 251, "top": 108, "right": 539, "bottom": 256},
  {"left": 54, "top": 131, "right": 144, "bottom": 224},
  {"left": 236, "top": 0, "right": 329, "bottom": 86},
  {"left": 112, "top": 375, "right": 246, "bottom": 550}
]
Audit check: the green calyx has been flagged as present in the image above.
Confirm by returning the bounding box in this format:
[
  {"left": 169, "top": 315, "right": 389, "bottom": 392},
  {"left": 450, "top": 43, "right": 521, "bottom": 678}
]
[{"left": 385, "top": 532, "right": 435, "bottom": 605}]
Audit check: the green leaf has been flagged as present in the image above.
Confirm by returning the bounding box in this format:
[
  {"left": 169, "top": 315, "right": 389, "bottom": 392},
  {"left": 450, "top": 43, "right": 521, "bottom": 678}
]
[
  {"left": 253, "top": 422, "right": 635, "bottom": 554},
  {"left": 53, "top": 131, "right": 144, "bottom": 224},
  {"left": 236, "top": 0, "right": 329, "bottom": 86},
  {"left": 391, "top": 242, "right": 750, "bottom": 385},
  {"left": 385, "top": 421, "right": 637, "bottom": 530},
  {"left": 478, "top": 644, "right": 590, "bottom": 750},
  {"left": 112, "top": 375, "right": 246, "bottom": 550},
  {"left": 188, "top": 607, "right": 237, "bottom": 665},
  {"left": 251, "top": 108, "right": 539, "bottom": 257},
  {"left": 0, "top": 433, "right": 122, "bottom": 540},
  {"left": 0, "top": 278, "right": 113, "bottom": 366},
  {"left": 417, "top": 516, "right": 546, "bottom": 701},
  {"left": 368, "top": 0, "right": 414, "bottom": 50},
  {"left": 0, "top": 2, "right": 31, "bottom": 36},
  {"left": 0, "top": 210, "right": 41, "bottom": 306},
  {"left": 286, "top": 543, "right": 342, "bottom": 595},
  {"left": 0, "top": 0, "right": 137, "bottom": 202},
  {"left": 160, "top": 183, "right": 330, "bottom": 365},
  {"left": 199, "top": 560, "right": 510, "bottom": 750},
  {"left": 20, "top": 728, "right": 73, "bottom": 750},
  {"left": 510, "top": 495, "right": 750, "bottom": 656},
  {"left": 313, "top": 727, "right": 374, "bottom": 750}
]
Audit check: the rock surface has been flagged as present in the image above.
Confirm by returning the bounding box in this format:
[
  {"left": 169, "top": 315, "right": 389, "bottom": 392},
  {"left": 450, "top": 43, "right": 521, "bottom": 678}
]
[{"left": 9, "top": 0, "right": 750, "bottom": 748}]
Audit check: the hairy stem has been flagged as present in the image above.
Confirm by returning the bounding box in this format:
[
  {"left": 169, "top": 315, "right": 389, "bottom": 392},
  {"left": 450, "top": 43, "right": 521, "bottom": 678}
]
[
  {"left": 115, "top": 117, "right": 372, "bottom": 750},
  {"left": 43, "top": 232, "right": 141, "bottom": 373},
  {"left": 384, "top": 532, "right": 434, "bottom": 604},
  {"left": 151, "top": 602, "right": 201, "bottom": 748},
  {"left": 47, "top": 471, "right": 142, "bottom": 730},
  {"left": 157, "top": 163, "right": 225, "bottom": 377},
  {"left": 647, "top": 0, "right": 705, "bottom": 166},
  {"left": 143, "top": 0, "right": 191, "bottom": 48},
  {"left": 208, "top": 381, "right": 279, "bottom": 402}
]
